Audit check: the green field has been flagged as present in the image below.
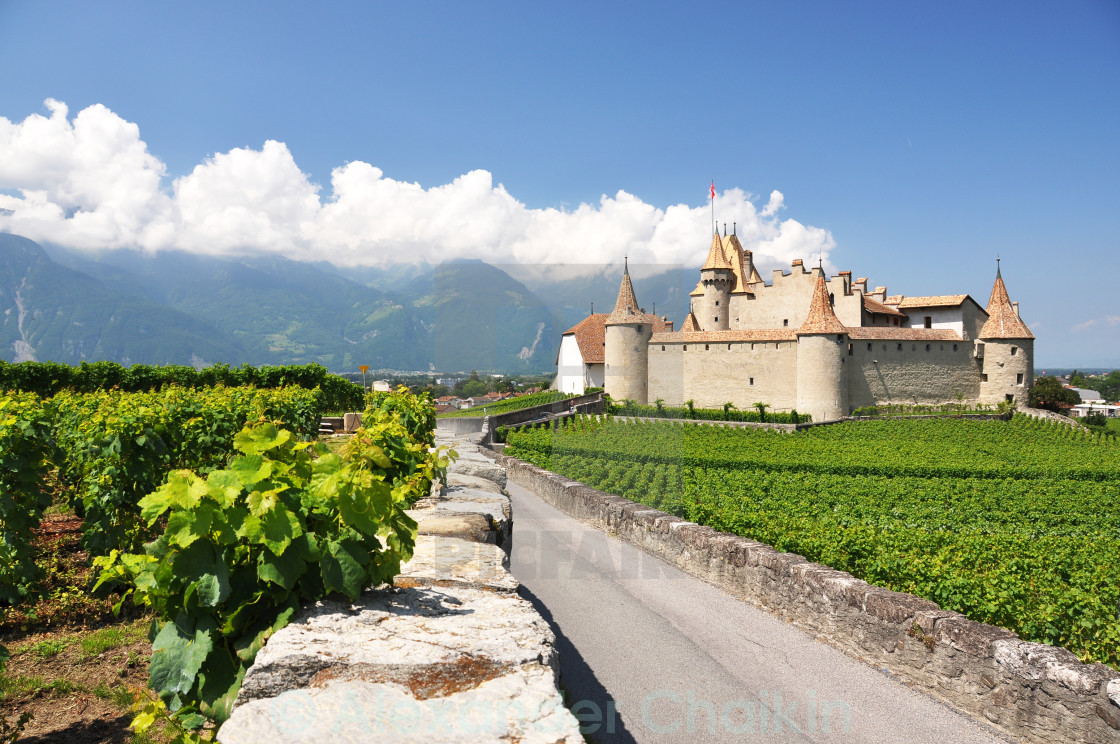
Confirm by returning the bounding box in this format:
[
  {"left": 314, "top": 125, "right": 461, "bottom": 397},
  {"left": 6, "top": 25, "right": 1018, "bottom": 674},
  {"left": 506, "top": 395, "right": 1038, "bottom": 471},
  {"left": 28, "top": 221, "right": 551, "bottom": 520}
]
[
  {"left": 437, "top": 390, "right": 572, "bottom": 418},
  {"left": 506, "top": 414, "right": 1120, "bottom": 668}
]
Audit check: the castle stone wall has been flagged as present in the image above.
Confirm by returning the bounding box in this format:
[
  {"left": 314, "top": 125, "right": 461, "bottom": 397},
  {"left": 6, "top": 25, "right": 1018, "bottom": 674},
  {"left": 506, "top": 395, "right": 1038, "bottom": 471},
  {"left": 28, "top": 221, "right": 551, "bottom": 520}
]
[
  {"left": 734, "top": 268, "right": 862, "bottom": 330},
  {"left": 648, "top": 340, "right": 798, "bottom": 411},
  {"left": 848, "top": 338, "right": 981, "bottom": 409}
]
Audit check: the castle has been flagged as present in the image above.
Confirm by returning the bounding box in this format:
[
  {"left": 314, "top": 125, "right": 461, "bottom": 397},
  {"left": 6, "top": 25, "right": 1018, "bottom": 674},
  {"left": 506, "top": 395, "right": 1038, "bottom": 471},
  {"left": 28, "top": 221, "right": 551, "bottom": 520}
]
[{"left": 556, "top": 230, "right": 1034, "bottom": 422}]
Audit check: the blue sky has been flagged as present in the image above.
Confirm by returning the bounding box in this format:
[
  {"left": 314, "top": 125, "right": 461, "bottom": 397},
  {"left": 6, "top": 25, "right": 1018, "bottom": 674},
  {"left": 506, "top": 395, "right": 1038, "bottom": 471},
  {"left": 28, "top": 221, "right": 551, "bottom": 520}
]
[{"left": 1, "top": 0, "right": 1118, "bottom": 366}]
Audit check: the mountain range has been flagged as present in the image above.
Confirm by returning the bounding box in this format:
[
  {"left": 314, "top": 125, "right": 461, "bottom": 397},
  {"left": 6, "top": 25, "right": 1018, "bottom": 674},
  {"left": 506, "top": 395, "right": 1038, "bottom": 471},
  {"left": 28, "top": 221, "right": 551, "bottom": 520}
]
[{"left": 0, "top": 233, "right": 691, "bottom": 373}]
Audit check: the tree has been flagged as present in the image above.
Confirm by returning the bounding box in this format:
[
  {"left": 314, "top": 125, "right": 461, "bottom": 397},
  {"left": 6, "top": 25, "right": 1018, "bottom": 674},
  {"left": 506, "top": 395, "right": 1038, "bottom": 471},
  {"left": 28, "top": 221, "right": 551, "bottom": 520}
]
[{"left": 1029, "top": 376, "right": 1080, "bottom": 413}]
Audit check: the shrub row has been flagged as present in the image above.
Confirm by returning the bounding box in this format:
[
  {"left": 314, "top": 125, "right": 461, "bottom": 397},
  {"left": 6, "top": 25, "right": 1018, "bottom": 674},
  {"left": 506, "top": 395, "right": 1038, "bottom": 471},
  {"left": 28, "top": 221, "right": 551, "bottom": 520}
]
[{"left": 0, "top": 360, "right": 364, "bottom": 413}]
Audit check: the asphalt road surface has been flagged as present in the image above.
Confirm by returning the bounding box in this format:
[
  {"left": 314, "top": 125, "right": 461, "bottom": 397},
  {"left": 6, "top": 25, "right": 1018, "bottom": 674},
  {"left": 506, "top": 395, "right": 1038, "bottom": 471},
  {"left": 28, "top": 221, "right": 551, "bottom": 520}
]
[{"left": 508, "top": 481, "right": 1014, "bottom": 744}]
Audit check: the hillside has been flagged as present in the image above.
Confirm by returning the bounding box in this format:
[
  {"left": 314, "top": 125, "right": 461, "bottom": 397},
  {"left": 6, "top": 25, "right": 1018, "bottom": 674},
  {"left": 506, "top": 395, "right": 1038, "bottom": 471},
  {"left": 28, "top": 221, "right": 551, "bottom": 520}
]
[
  {"left": 0, "top": 234, "right": 244, "bottom": 366},
  {"left": 402, "top": 260, "right": 562, "bottom": 372},
  {"left": 7, "top": 234, "right": 561, "bottom": 372}
]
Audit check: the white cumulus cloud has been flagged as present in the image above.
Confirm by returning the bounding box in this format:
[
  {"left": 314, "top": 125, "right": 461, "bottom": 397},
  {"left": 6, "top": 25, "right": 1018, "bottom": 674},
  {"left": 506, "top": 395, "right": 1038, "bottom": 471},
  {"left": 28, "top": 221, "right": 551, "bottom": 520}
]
[{"left": 0, "top": 100, "right": 837, "bottom": 276}]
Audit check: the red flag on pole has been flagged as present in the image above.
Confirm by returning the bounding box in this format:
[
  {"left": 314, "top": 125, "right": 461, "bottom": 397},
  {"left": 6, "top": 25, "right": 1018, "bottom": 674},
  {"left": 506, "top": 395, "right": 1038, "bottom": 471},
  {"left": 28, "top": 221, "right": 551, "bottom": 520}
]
[{"left": 710, "top": 181, "right": 715, "bottom": 200}]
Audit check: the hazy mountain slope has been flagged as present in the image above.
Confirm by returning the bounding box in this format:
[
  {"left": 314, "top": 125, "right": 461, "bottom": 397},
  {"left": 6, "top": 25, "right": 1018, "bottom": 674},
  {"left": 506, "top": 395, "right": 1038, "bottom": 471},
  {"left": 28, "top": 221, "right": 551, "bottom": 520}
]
[
  {"left": 515, "top": 266, "right": 695, "bottom": 332},
  {"left": 403, "top": 260, "right": 561, "bottom": 372},
  {"left": 0, "top": 234, "right": 245, "bottom": 365},
  {"left": 10, "top": 235, "right": 566, "bottom": 372}
]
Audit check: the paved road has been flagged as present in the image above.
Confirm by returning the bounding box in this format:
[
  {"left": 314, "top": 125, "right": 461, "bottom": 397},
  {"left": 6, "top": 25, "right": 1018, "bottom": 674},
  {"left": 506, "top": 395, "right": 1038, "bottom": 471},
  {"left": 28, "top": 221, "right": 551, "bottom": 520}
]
[{"left": 508, "top": 481, "right": 1013, "bottom": 744}]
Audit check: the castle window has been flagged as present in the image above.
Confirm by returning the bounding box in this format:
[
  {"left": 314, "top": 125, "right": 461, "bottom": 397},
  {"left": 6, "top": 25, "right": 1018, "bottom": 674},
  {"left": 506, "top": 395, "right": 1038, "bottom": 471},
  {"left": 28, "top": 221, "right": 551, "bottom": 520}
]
[
  {"left": 837, "top": 335, "right": 843, "bottom": 341},
  {"left": 953, "top": 344, "right": 958, "bottom": 351},
  {"left": 705, "top": 344, "right": 710, "bottom": 351},
  {"left": 848, "top": 343, "right": 853, "bottom": 356},
  {"left": 897, "top": 344, "right": 903, "bottom": 351},
  {"left": 912, "top": 345, "right": 917, "bottom": 351},
  {"left": 925, "top": 344, "right": 930, "bottom": 351},
  {"left": 893, "top": 318, "right": 899, "bottom": 326},
  {"left": 829, "top": 292, "right": 835, "bottom": 305},
  {"left": 714, "top": 317, "right": 719, "bottom": 323},
  {"left": 924, "top": 316, "right": 932, "bottom": 329},
  {"left": 982, "top": 374, "right": 989, "bottom": 382},
  {"left": 976, "top": 343, "right": 985, "bottom": 358},
  {"left": 683, "top": 345, "right": 687, "bottom": 351},
  {"left": 783, "top": 319, "right": 789, "bottom": 327},
  {"left": 1011, "top": 346, "right": 1017, "bottom": 356},
  {"left": 867, "top": 343, "right": 872, "bottom": 351},
  {"left": 715, "top": 300, "right": 720, "bottom": 306},
  {"left": 661, "top": 345, "right": 665, "bottom": 351},
  {"left": 1017, "top": 373, "right": 1024, "bottom": 384},
  {"left": 749, "top": 377, "right": 754, "bottom": 386},
  {"left": 727, "top": 344, "right": 732, "bottom": 350}
]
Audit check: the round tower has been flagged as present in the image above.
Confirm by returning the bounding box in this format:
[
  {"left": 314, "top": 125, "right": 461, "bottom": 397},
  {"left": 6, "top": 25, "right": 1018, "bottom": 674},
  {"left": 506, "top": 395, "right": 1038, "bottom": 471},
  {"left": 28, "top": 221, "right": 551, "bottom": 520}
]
[
  {"left": 697, "top": 232, "right": 733, "bottom": 331},
  {"left": 603, "top": 261, "right": 652, "bottom": 404},
  {"left": 795, "top": 273, "right": 849, "bottom": 421},
  {"left": 977, "top": 262, "right": 1035, "bottom": 406}
]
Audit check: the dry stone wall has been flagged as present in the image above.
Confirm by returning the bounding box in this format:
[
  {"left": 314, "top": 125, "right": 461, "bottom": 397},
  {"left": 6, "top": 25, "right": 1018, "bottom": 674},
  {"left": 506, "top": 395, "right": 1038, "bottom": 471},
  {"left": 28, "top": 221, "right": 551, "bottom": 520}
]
[
  {"left": 218, "top": 431, "right": 583, "bottom": 744},
  {"left": 486, "top": 450, "right": 1120, "bottom": 744}
]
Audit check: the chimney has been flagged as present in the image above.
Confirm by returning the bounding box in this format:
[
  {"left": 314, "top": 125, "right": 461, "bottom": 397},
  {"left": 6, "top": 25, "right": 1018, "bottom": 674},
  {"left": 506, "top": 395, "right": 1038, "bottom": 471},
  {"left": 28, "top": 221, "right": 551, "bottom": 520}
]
[{"left": 1012, "top": 301, "right": 1019, "bottom": 317}]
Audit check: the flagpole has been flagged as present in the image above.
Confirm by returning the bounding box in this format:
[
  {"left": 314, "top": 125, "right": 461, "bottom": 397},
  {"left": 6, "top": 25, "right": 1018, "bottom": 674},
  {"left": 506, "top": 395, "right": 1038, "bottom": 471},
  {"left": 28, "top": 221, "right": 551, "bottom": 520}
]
[{"left": 710, "top": 180, "right": 715, "bottom": 234}]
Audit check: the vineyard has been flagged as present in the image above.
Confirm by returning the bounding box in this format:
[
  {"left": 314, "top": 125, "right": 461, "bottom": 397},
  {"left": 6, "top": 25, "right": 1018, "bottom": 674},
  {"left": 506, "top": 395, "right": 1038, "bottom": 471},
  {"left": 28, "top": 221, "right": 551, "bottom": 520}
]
[
  {"left": 1, "top": 381, "right": 447, "bottom": 741},
  {"left": 506, "top": 414, "right": 1120, "bottom": 668}
]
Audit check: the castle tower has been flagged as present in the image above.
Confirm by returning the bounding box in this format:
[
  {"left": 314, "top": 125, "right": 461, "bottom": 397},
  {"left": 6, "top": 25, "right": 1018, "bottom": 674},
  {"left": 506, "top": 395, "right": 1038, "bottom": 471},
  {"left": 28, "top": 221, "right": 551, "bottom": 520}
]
[
  {"left": 977, "top": 262, "right": 1034, "bottom": 406},
  {"left": 604, "top": 261, "right": 652, "bottom": 404},
  {"left": 697, "top": 232, "right": 734, "bottom": 331},
  {"left": 796, "top": 272, "right": 849, "bottom": 421}
]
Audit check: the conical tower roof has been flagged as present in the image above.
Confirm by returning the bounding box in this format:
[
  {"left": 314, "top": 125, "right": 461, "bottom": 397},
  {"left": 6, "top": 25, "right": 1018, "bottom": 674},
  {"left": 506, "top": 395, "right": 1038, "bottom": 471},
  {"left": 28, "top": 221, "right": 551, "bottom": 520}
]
[
  {"left": 689, "top": 279, "right": 705, "bottom": 297},
  {"left": 798, "top": 275, "right": 847, "bottom": 334},
  {"left": 701, "top": 232, "right": 732, "bottom": 270},
  {"left": 979, "top": 264, "right": 1034, "bottom": 339},
  {"left": 723, "top": 234, "right": 753, "bottom": 294},
  {"left": 606, "top": 262, "right": 650, "bottom": 325},
  {"left": 680, "top": 309, "right": 700, "bottom": 332}
]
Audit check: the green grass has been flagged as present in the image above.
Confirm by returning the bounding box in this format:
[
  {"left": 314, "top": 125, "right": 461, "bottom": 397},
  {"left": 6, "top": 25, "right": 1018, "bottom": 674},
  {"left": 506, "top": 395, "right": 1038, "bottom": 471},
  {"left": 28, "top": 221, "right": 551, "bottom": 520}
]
[
  {"left": 92, "top": 681, "right": 137, "bottom": 709},
  {"left": 79, "top": 623, "right": 147, "bottom": 659},
  {"left": 0, "top": 674, "right": 80, "bottom": 700},
  {"left": 21, "top": 639, "right": 69, "bottom": 659}
]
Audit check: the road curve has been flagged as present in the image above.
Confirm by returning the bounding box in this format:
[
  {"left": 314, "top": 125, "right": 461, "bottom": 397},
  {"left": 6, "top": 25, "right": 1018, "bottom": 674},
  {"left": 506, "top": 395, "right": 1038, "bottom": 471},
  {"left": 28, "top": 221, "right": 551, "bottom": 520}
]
[{"left": 508, "top": 481, "right": 1014, "bottom": 744}]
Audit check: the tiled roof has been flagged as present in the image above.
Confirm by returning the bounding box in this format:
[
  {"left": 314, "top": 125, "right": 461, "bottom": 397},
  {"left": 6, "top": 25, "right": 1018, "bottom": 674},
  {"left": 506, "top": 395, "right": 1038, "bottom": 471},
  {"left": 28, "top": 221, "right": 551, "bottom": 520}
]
[
  {"left": 562, "top": 313, "right": 608, "bottom": 363},
  {"left": 680, "top": 311, "right": 700, "bottom": 332},
  {"left": 722, "top": 235, "right": 754, "bottom": 294},
  {"left": 798, "top": 275, "right": 847, "bottom": 334},
  {"left": 847, "top": 328, "right": 962, "bottom": 341},
  {"left": 748, "top": 266, "right": 763, "bottom": 284},
  {"left": 883, "top": 295, "right": 904, "bottom": 305},
  {"left": 651, "top": 329, "right": 798, "bottom": 343},
  {"left": 564, "top": 311, "right": 672, "bottom": 363},
  {"left": 690, "top": 279, "right": 704, "bottom": 296},
  {"left": 896, "top": 295, "right": 969, "bottom": 309},
  {"left": 979, "top": 271, "right": 1034, "bottom": 339},
  {"left": 606, "top": 269, "right": 647, "bottom": 324},
  {"left": 701, "top": 232, "right": 732, "bottom": 270},
  {"left": 864, "top": 296, "right": 907, "bottom": 317}
]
